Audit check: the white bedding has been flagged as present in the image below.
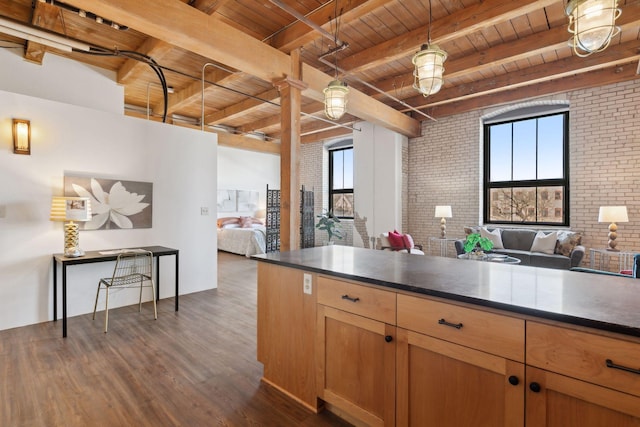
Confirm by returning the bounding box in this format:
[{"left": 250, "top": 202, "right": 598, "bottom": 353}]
[{"left": 217, "top": 225, "right": 266, "bottom": 257}]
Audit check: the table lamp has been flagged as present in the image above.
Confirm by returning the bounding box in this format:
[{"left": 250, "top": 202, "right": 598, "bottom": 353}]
[
  {"left": 50, "top": 196, "right": 92, "bottom": 257},
  {"left": 598, "top": 206, "right": 628, "bottom": 251},
  {"left": 435, "top": 205, "right": 452, "bottom": 238}
]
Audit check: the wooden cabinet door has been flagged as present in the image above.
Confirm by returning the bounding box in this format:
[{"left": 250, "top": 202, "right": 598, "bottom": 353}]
[
  {"left": 317, "top": 305, "right": 396, "bottom": 427},
  {"left": 526, "top": 366, "right": 640, "bottom": 427},
  {"left": 396, "top": 328, "right": 524, "bottom": 427}
]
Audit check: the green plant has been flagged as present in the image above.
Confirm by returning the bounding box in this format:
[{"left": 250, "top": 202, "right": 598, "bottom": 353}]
[
  {"left": 316, "top": 210, "right": 342, "bottom": 243},
  {"left": 463, "top": 232, "right": 494, "bottom": 253}
]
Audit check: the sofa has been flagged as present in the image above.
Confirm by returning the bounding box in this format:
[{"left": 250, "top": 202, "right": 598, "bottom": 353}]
[{"left": 455, "top": 226, "right": 585, "bottom": 270}]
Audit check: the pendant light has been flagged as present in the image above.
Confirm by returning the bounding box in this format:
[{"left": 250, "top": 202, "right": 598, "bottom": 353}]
[
  {"left": 323, "top": 4, "right": 349, "bottom": 120},
  {"left": 566, "top": 0, "right": 621, "bottom": 57},
  {"left": 412, "top": 0, "right": 447, "bottom": 97}
]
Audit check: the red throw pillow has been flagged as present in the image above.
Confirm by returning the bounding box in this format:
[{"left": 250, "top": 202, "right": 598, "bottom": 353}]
[
  {"left": 387, "top": 231, "right": 404, "bottom": 248},
  {"left": 402, "top": 234, "right": 414, "bottom": 249}
]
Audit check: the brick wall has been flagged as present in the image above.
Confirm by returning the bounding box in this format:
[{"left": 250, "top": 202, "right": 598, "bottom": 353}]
[{"left": 407, "top": 79, "right": 640, "bottom": 268}]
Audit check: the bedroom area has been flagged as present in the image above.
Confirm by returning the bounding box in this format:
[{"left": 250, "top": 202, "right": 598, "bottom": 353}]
[{"left": 216, "top": 145, "right": 280, "bottom": 258}]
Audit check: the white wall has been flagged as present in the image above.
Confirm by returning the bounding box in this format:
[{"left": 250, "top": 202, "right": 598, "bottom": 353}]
[
  {"left": 0, "top": 50, "right": 217, "bottom": 331},
  {"left": 217, "top": 145, "right": 280, "bottom": 217},
  {"left": 353, "top": 122, "right": 407, "bottom": 246}
]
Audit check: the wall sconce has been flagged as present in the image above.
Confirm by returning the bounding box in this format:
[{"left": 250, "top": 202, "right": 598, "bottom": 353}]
[
  {"left": 50, "top": 196, "right": 93, "bottom": 257},
  {"left": 13, "top": 119, "right": 31, "bottom": 155}
]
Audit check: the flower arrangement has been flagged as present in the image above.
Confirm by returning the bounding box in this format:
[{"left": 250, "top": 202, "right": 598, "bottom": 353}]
[
  {"left": 316, "top": 210, "right": 342, "bottom": 243},
  {"left": 463, "top": 232, "right": 494, "bottom": 254}
]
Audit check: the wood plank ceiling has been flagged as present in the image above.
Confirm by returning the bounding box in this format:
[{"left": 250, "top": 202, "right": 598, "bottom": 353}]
[{"left": 1, "top": 0, "right": 639, "bottom": 153}]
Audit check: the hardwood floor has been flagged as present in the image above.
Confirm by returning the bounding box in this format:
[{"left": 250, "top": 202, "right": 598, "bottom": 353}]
[{"left": 0, "top": 252, "right": 352, "bottom": 426}]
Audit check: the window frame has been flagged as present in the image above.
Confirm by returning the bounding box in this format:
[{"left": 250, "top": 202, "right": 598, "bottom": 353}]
[
  {"left": 483, "top": 111, "right": 570, "bottom": 226},
  {"left": 328, "top": 146, "right": 354, "bottom": 219}
]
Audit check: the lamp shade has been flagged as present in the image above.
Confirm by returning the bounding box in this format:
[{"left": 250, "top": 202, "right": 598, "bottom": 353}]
[
  {"left": 598, "top": 206, "right": 628, "bottom": 223},
  {"left": 566, "top": 0, "right": 621, "bottom": 57},
  {"left": 323, "top": 80, "right": 349, "bottom": 120},
  {"left": 434, "top": 205, "right": 452, "bottom": 218},
  {"left": 50, "top": 197, "right": 92, "bottom": 222},
  {"left": 412, "top": 44, "right": 447, "bottom": 96}
]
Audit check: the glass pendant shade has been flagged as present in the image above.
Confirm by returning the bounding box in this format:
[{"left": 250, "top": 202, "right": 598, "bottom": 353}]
[
  {"left": 323, "top": 80, "right": 349, "bottom": 120},
  {"left": 412, "top": 43, "right": 447, "bottom": 97},
  {"left": 566, "top": 0, "right": 621, "bottom": 57}
]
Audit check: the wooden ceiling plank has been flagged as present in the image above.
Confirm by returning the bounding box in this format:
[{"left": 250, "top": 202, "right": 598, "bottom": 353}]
[
  {"left": 338, "top": 0, "right": 559, "bottom": 76},
  {"left": 117, "top": 37, "right": 174, "bottom": 83},
  {"left": 237, "top": 102, "right": 323, "bottom": 134},
  {"left": 424, "top": 63, "right": 640, "bottom": 119},
  {"left": 191, "top": 0, "right": 234, "bottom": 15},
  {"left": 204, "top": 88, "right": 280, "bottom": 124},
  {"left": 405, "top": 40, "right": 640, "bottom": 109},
  {"left": 64, "top": 0, "right": 420, "bottom": 138}
]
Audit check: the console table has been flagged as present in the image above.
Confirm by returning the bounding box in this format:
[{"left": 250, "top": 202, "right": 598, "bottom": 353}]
[
  {"left": 589, "top": 248, "right": 638, "bottom": 273},
  {"left": 52, "top": 245, "right": 179, "bottom": 337},
  {"left": 427, "top": 237, "right": 459, "bottom": 257}
]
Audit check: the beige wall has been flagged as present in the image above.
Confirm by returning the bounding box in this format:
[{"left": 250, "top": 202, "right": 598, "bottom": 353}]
[{"left": 407, "top": 79, "right": 640, "bottom": 264}]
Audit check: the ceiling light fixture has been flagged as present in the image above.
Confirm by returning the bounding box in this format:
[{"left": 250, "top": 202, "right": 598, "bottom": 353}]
[
  {"left": 566, "top": 0, "right": 621, "bottom": 57},
  {"left": 323, "top": 4, "right": 349, "bottom": 120},
  {"left": 412, "top": 0, "right": 447, "bottom": 97}
]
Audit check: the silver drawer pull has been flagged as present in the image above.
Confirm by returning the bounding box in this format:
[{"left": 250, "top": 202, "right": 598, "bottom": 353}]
[
  {"left": 438, "top": 318, "right": 463, "bottom": 329},
  {"left": 606, "top": 359, "right": 640, "bottom": 375},
  {"left": 341, "top": 294, "right": 360, "bottom": 303}
]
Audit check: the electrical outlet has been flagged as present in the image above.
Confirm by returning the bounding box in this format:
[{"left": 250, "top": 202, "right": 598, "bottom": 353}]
[
  {"left": 200, "top": 207, "right": 209, "bottom": 216},
  {"left": 303, "top": 273, "right": 312, "bottom": 295}
]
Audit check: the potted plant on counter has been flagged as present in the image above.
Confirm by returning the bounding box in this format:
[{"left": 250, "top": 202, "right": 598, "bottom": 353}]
[
  {"left": 463, "top": 232, "right": 494, "bottom": 259},
  {"left": 316, "top": 210, "right": 342, "bottom": 245}
]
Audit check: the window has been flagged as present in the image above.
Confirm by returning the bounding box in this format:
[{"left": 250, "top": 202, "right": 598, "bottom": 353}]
[
  {"left": 329, "top": 147, "right": 354, "bottom": 218},
  {"left": 484, "top": 111, "right": 569, "bottom": 225}
]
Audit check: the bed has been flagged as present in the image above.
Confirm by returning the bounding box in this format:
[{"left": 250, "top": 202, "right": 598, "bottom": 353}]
[{"left": 217, "top": 217, "right": 267, "bottom": 257}]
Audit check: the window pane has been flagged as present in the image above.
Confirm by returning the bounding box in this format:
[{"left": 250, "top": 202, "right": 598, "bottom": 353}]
[
  {"left": 342, "top": 148, "right": 353, "bottom": 189},
  {"left": 332, "top": 194, "right": 353, "bottom": 218},
  {"left": 332, "top": 150, "right": 344, "bottom": 190},
  {"left": 537, "top": 115, "right": 564, "bottom": 179},
  {"left": 537, "top": 186, "right": 564, "bottom": 223},
  {"left": 512, "top": 119, "right": 537, "bottom": 180},
  {"left": 489, "top": 188, "right": 513, "bottom": 222},
  {"left": 511, "top": 187, "right": 537, "bottom": 222},
  {"left": 489, "top": 124, "right": 512, "bottom": 182}
]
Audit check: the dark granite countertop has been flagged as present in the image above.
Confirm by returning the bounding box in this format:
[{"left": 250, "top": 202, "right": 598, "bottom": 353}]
[{"left": 254, "top": 246, "right": 640, "bottom": 338}]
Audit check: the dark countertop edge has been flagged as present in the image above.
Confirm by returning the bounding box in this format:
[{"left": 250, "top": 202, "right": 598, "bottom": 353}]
[{"left": 255, "top": 256, "right": 640, "bottom": 339}]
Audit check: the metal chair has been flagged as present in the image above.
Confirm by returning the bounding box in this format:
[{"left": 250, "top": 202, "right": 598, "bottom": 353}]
[{"left": 93, "top": 250, "right": 157, "bottom": 332}]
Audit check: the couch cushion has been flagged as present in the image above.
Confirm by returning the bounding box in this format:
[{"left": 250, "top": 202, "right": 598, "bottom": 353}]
[
  {"left": 555, "top": 231, "right": 582, "bottom": 257},
  {"left": 500, "top": 229, "right": 537, "bottom": 251},
  {"left": 530, "top": 253, "right": 571, "bottom": 270},
  {"left": 481, "top": 227, "right": 504, "bottom": 249},
  {"left": 530, "top": 231, "right": 558, "bottom": 254}
]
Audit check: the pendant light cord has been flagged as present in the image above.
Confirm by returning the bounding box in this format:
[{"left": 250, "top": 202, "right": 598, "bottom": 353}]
[{"left": 428, "top": 0, "right": 433, "bottom": 45}]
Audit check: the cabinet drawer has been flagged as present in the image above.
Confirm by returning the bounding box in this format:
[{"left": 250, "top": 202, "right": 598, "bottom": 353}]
[
  {"left": 317, "top": 276, "right": 396, "bottom": 324},
  {"left": 527, "top": 322, "right": 640, "bottom": 397},
  {"left": 397, "top": 294, "right": 524, "bottom": 362}
]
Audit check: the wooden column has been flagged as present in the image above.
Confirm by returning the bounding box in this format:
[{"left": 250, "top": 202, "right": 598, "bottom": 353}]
[{"left": 274, "top": 49, "right": 307, "bottom": 251}]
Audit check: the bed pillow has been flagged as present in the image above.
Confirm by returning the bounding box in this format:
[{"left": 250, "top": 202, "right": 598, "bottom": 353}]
[
  {"left": 221, "top": 223, "right": 240, "bottom": 229},
  {"left": 239, "top": 216, "right": 254, "bottom": 228},
  {"left": 217, "top": 217, "right": 240, "bottom": 229},
  {"left": 531, "top": 231, "right": 557, "bottom": 254}
]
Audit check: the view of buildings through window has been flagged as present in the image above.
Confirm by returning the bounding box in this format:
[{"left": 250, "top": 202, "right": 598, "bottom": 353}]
[
  {"left": 484, "top": 111, "right": 568, "bottom": 225},
  {"left": 329, "top": 147, "right": 354, "bottom": 218}
]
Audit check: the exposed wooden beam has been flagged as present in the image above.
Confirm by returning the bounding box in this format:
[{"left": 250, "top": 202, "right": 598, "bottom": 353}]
[
  {"left": 26, "top": 1, "right": 61, "bottom": 64},
  {"left": 301, "top": 127, "right": 352, "bottom": 144},
  {"left": 191, "top": 0, "right": 234, "bottom": 15},
  {"left": 404, "top": 40, "right": 640, "bottom": 110},
  {"left": 339, "top": 0, "right": 559, "bottom": 76},
  {"left": 204, "top": 88, "right": 280, "bottom": 124},
  {"left": 117, "top": 37, "right": 174, "bottom": 84},
  {"left": 64, "top": 0, "right": 420, "bottom": 138},
  {"left": 421, "top": 63, "right": 640, "bottom": 119}
]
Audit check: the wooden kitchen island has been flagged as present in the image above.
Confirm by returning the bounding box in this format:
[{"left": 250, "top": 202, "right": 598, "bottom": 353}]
[{"left": 255, "top": 246, "right": 640, "bottom": 427}]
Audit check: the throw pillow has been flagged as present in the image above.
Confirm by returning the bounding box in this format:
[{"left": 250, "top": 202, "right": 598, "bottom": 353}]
[
  {"left": 387, "top": 231, "right": 405, "bottom": 248},
  {"left": 402, "top": 234, "right": 415, "bottom": 249},
  {"left": 239, "top": 216, "right": 253, "bottom": 228},
  {"left": 480, "top": 227, "right": 504, "bottom": 249},
  {"left": 531, "top": 231, "right": 557, "bottom": 254},
  {"left": 554, "top": 231, "right": 582, "bottom": 256}
]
